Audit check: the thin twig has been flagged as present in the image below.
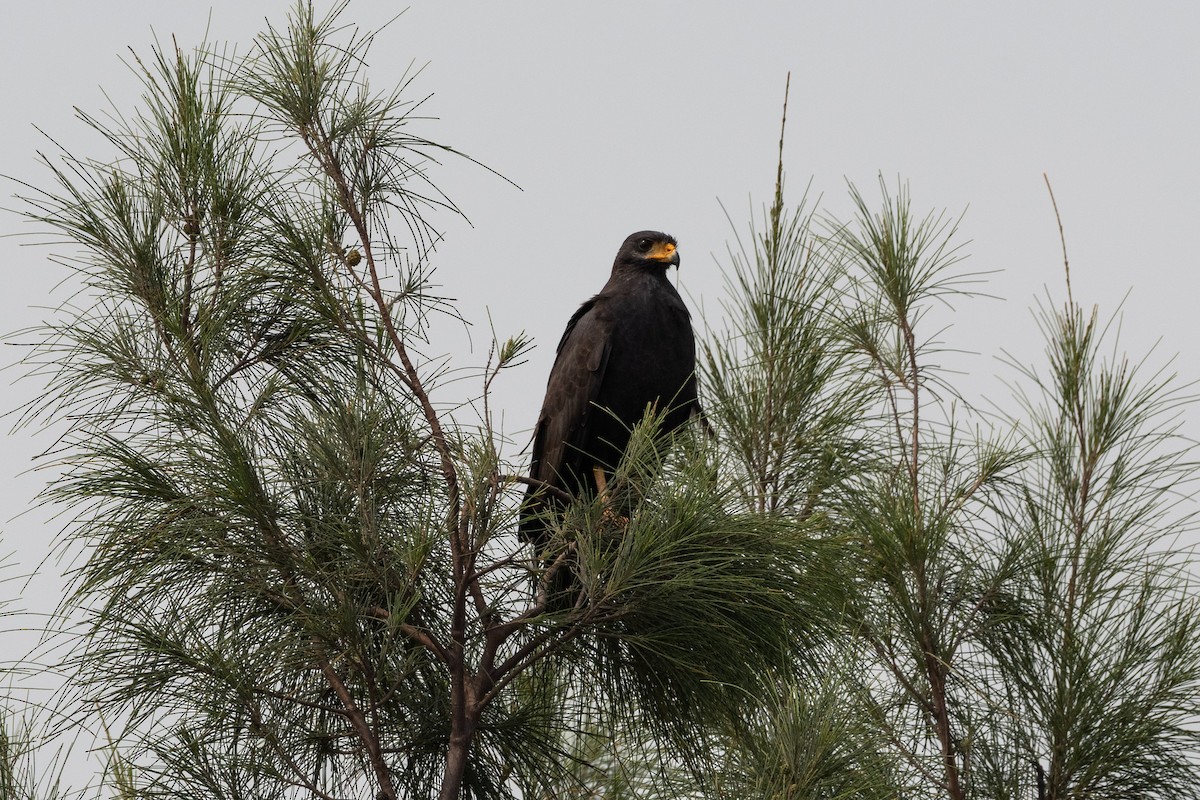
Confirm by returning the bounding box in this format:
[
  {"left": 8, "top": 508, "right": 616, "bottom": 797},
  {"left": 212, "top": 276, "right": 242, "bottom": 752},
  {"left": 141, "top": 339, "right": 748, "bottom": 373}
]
[{"left": 1042, "top": 172, "right": 1073, "bottom": 308}]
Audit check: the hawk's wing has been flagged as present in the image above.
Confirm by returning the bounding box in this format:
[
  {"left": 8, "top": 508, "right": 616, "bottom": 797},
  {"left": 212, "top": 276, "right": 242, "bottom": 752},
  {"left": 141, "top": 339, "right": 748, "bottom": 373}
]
[
  {"left": 531, "top": 296, "right": 613, "bottom": 491},
  {"left": 522, "top": 297, "right": 612, "bottom": 539}
]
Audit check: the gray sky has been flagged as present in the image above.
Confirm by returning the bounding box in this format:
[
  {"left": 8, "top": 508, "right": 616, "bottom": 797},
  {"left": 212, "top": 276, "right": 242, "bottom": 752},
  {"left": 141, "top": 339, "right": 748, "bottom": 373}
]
[{"left": 1, "top": 0, "right": 1198, "bottom": 780}]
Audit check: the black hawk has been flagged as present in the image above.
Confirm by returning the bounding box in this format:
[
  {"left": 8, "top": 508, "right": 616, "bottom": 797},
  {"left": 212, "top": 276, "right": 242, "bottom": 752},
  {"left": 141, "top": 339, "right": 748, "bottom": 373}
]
[{"left": 520, "top": 230, "right": 702, "bottom": 559}]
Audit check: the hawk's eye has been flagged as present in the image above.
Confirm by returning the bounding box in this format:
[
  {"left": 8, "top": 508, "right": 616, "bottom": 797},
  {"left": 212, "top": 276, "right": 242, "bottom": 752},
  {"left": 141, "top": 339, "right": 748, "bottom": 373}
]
[{"left": 637, "top": 239, "right": 652, "bottom": 252}]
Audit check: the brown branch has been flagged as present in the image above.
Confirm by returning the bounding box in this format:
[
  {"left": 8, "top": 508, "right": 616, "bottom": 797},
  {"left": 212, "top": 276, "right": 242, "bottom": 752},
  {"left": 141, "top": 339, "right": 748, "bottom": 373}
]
[
  {"left": 479, "top": 569, "right": 607, "bottom": 709},
  {"left": 866, "top": 633, "right": 936, "bottom": 720},
  {"left": 900, "top": 313, "right": 922, "bottom": 516},
  {"left": 466, "top": 552, "right": 530, "bottom": 584},
  {"left": 480, "top": 617, "right": 589, "bottom": 709},
  {"left": 502, "top": 473, "right": 573, "bottom": 503},
  {"left": 359, "top": 604, "right": 450, "bottom": 663},
  {"left": 921, "top": 631, "right": 964, "bottom": 800},
  {"left": 296, "top": 120, "right": 462, "bottom": 533},
  {"left": 319, "top": 657, "right": 396, "bottom": 800}
]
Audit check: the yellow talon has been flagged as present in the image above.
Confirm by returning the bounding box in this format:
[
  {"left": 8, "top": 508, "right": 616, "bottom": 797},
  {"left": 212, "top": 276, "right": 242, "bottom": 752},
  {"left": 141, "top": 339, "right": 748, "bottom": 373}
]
[{"left": 592, "top": 466, "right": 608, "bottom": 501}]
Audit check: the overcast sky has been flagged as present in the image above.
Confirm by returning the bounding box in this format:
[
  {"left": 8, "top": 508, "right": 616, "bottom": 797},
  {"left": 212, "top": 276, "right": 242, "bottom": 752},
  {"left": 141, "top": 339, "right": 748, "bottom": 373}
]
[{"left": 2, "top": 0, "right": 1199, "bottom": 778}]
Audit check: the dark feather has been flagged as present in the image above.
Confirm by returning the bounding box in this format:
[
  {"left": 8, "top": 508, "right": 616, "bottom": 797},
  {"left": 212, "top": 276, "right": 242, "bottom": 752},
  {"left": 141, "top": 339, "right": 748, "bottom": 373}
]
[{"left": 520, "top": 231, "right": 701, "bottom": 556}]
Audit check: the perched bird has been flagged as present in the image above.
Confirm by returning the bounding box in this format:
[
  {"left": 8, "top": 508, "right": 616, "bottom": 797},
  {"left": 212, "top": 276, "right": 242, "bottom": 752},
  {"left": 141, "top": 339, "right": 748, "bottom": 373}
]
[{"left": 520, "top": 230, "right": 702, "bottom": 566}]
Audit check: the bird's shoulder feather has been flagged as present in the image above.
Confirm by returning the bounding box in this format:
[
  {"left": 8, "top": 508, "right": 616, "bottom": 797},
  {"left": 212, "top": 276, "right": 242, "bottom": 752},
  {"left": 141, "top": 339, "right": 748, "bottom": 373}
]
[{"left": 529, "top": 294, "right": 615, "bottom": 487}]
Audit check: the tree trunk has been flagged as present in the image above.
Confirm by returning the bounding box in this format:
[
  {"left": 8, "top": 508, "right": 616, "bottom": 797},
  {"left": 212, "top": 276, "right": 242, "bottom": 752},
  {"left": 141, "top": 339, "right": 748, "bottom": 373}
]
[
  {"left": 438, "top": 635, "right": 479, "bottom": 800},
  {"left": 438, "top": 722, "right": 477, "bottom": 800}
]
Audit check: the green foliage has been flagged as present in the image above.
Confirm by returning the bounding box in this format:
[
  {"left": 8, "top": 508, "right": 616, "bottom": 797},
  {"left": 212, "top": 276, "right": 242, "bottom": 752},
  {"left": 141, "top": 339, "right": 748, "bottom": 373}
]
[
  {"left": 715, "top": 661, "right": 901, "bottom": 800},
  {"left": 978, "top": 299, "right": 1200, "bottom": 798},
  {"left": 0, "top": 638, "right": 77, "bottom": 800},
  {"left": 585, "top": 423, "right": 849, "bottom": 750},
  {"left": 702, "top": 192, "right": 872, "bottom": 516}
]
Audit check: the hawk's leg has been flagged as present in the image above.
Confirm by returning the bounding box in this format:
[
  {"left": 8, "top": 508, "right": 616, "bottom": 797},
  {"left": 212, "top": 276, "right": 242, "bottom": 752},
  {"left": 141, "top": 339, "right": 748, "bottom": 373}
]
[{"left": 592, "top": 466, "right": 629, "bottom": 529}]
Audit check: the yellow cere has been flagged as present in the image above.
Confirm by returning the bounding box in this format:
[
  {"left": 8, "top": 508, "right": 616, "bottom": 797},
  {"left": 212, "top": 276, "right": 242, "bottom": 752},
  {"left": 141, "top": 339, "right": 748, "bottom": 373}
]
[{"left": 648, "top": 241, "right": 677, "bottom": 261}]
